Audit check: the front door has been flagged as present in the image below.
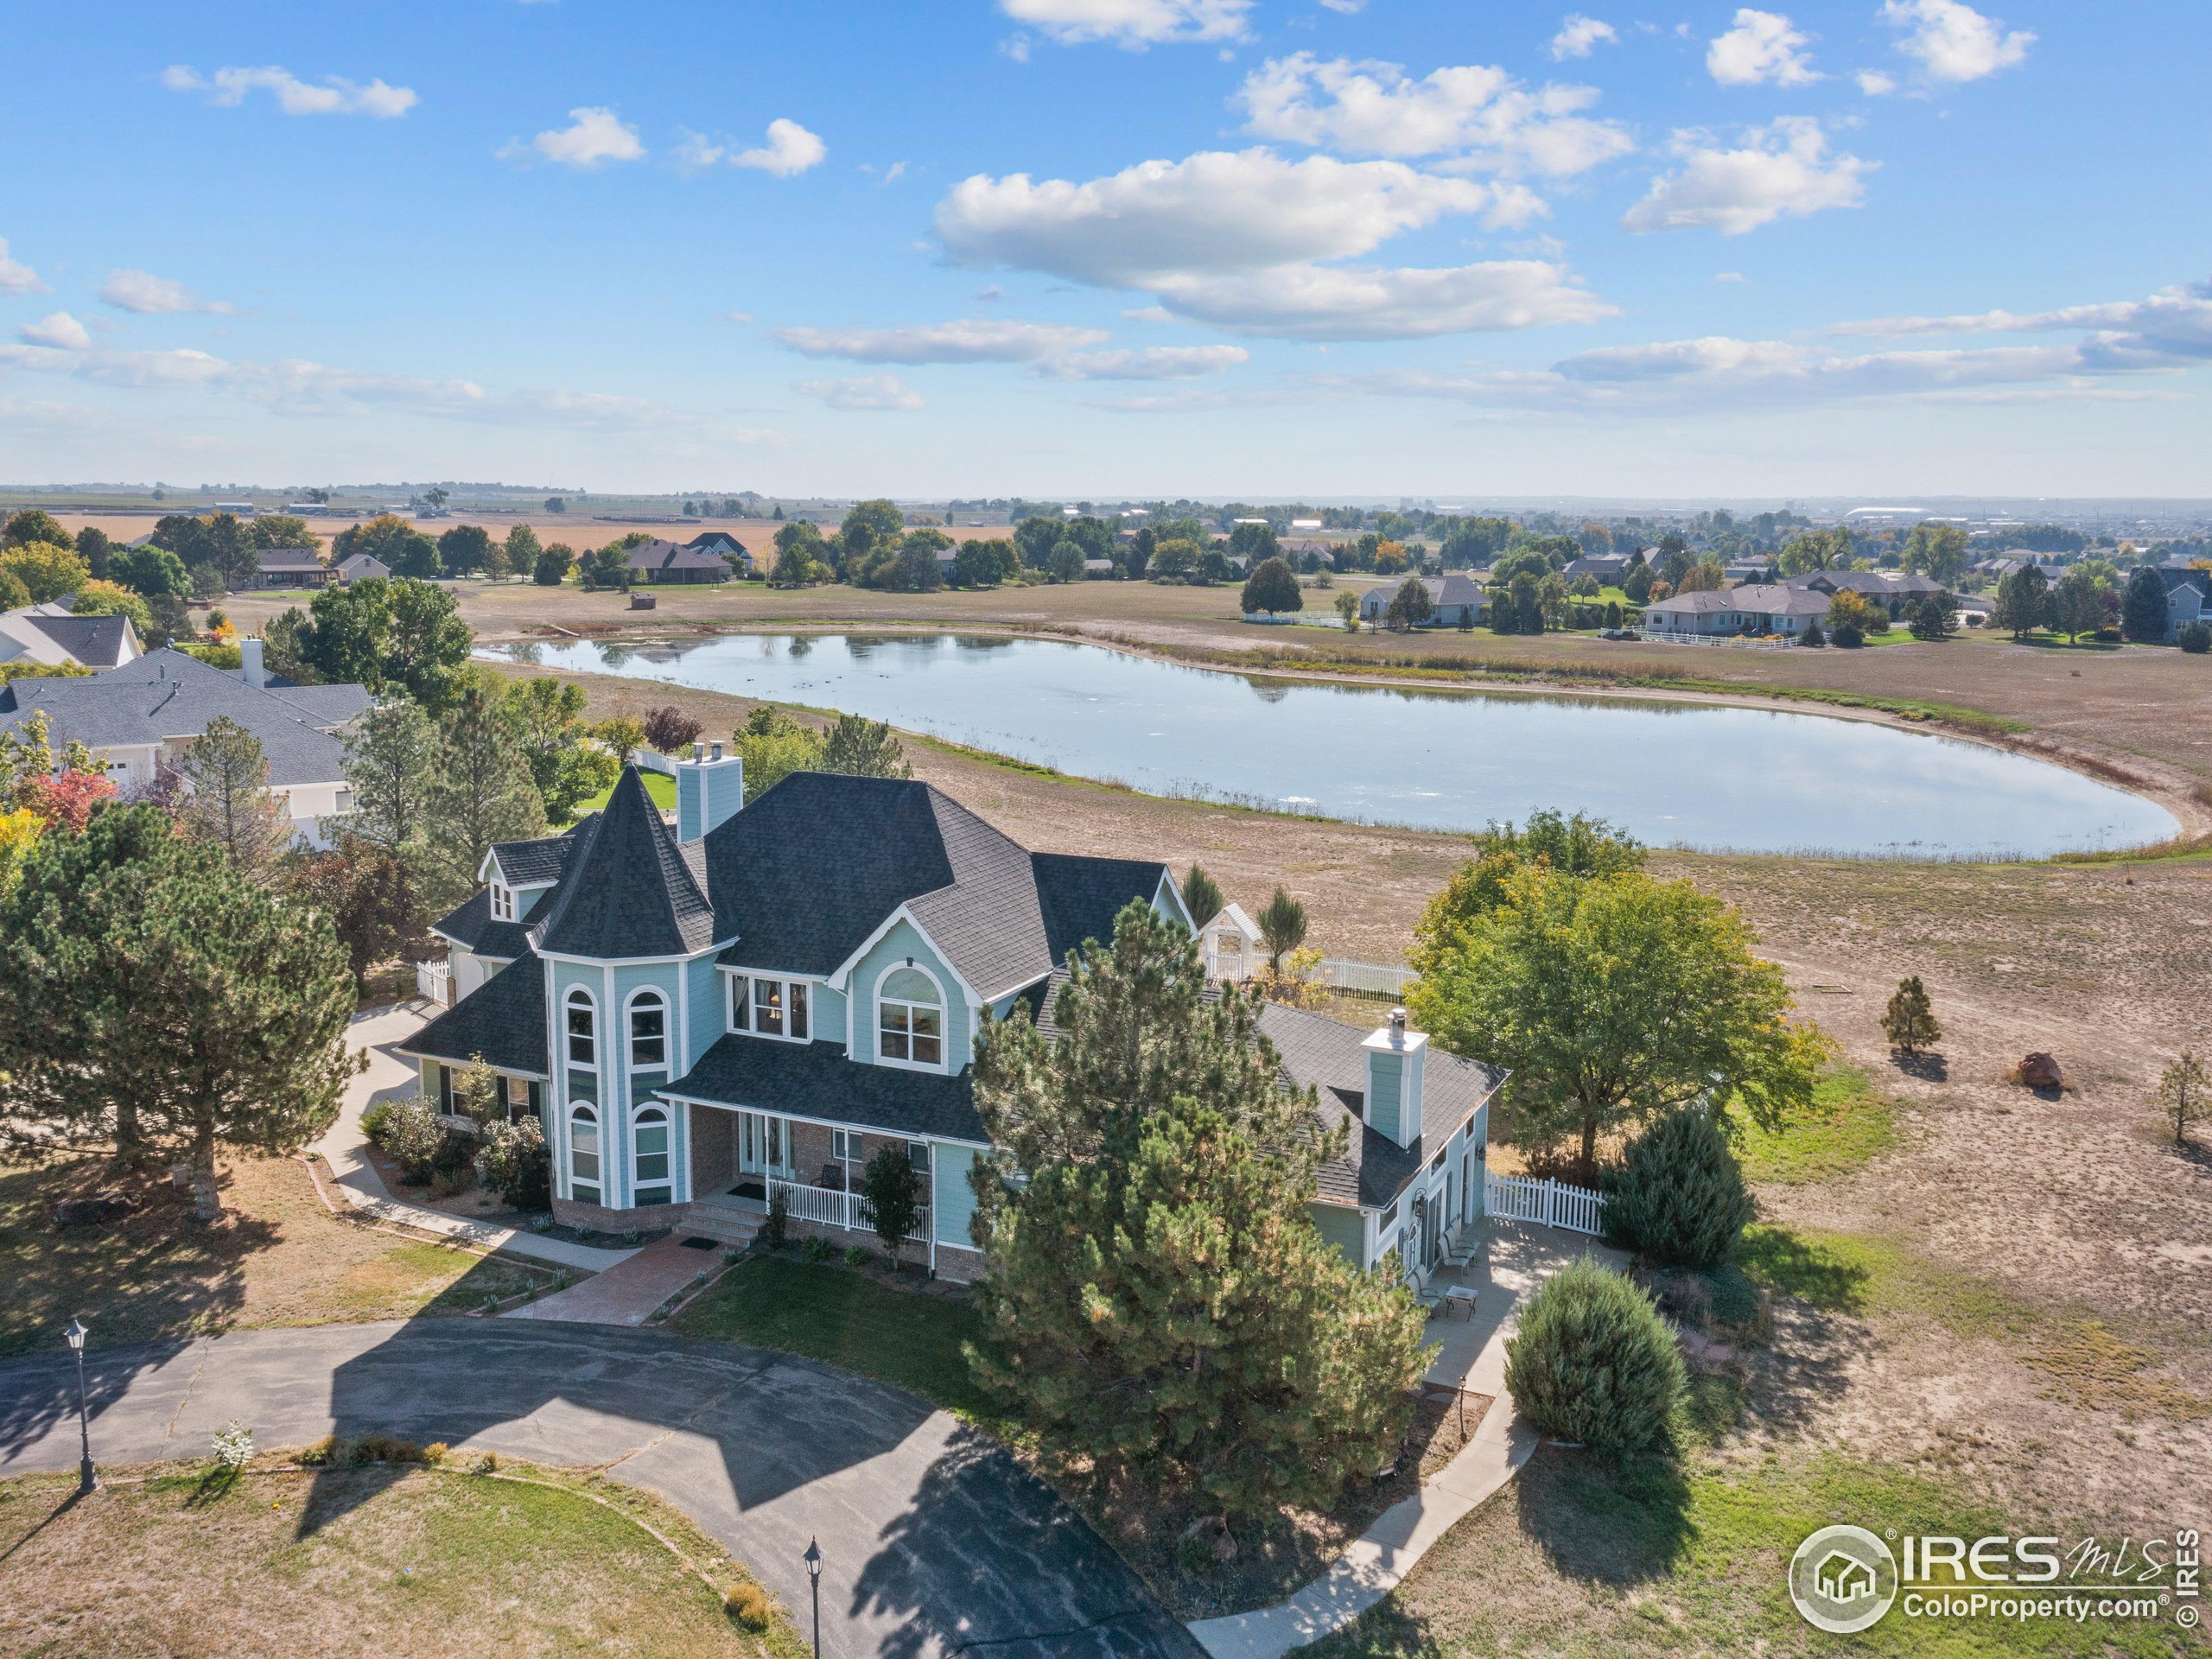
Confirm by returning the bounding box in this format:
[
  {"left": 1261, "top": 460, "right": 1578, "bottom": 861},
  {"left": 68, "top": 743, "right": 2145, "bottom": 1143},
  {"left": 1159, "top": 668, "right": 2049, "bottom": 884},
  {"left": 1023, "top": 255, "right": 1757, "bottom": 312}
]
[
  {"left": 1421, "top": 1193, "right": 1439, "bottom": 1268},
  {"left": 738, "top": 1112, "right": 791, "bottom": 1179}
]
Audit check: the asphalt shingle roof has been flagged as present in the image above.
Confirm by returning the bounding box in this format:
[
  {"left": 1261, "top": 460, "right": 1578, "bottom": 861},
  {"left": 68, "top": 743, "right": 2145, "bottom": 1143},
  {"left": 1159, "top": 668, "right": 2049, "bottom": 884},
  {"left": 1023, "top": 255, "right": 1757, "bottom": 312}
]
[
  {"left": 0, "top": 648, "right": 367, "bottom": 785},
  {"left": 429, "top": 887, "right": 534, "bottom": 960},
  {"left": 404, "top": 952, "right": 550, "bottom": 1077},
  {"left": 624, "top": 538, "right": 732, "bottom": 575},
  {"left": 531, "top": 768, "right": 716, "bottom": 959},
  {"left": 493, "top": 823, "right": 592, "bottom": 887},
  {"left": 0, "top": 610, "right": 137, "bottom": 669},
  {"left": 665, "top": 1033, "right": 988, "bottom": 1145}
]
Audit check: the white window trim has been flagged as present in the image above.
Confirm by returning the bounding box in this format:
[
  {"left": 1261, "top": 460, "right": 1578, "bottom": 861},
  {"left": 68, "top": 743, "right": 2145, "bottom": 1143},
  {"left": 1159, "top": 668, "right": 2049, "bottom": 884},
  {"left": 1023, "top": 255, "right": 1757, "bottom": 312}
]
[
  {"left": 569, "top": 1101, "right": 602, "bottom": 1200},
  {"left": 632, "top": 1103, "right": 673, "bottom": 1200},
  {"left": 563, "top": 986, "right": 599, "bottom": 1072},
  {"left": 722, "top": 969, "right": 814, "bottom": 1044},
  {"left": 875, "top": 960, "right": 949, "bottom": 1074},
  {"left": 625, "top": 985, "right": 671, "bottom": 1075},
  {"left": 490, "top": 882, "right": 516, "bottom": 923}
]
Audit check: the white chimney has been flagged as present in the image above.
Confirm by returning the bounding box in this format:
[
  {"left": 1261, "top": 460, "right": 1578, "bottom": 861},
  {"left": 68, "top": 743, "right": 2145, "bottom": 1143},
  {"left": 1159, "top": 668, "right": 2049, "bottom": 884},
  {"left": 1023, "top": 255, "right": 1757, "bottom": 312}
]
[
  {"left": 1361, "top": 1007, "right": 1427, "bottom": 1148},
  {"left": 240, "top": 637, "right": 266, "bottom": 690},
  {"left": 675, "top": 744, "right": 744, "bottom": 842}
]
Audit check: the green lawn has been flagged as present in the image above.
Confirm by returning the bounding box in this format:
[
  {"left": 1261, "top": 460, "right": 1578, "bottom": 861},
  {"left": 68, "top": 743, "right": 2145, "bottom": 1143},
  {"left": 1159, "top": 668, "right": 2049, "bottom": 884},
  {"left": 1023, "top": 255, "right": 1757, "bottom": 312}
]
[
  {"left": 576, "top": 766, "right": 676, "bottom": 814},
  {"left": 0, "top": 1457, "right": 799, "bottom": 1656},
  {"left": 1298, "top": 1449, "right": 2194, "bottom": 1657},
  {"left": 1731, "top": 1065, "right": 1902, "bottom": 1185},
  {"left": 671, "top": 1255, "right": 1000, "bottom": 1423}
]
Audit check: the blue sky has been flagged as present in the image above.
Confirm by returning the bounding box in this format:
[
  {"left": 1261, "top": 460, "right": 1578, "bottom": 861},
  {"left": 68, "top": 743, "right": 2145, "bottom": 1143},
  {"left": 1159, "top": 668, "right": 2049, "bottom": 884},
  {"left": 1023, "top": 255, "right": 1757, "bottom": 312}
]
[{"left": 1, "top": 0, "right": 2206, "bottom": 499}]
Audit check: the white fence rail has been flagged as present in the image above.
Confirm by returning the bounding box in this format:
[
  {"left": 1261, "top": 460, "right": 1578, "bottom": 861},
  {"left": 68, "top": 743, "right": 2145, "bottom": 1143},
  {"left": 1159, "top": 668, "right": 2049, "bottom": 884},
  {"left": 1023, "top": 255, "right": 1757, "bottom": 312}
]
[
  {"left": 767, "top": 1177, "right": 931, "bottom": 1244},
  {"left": 1484, "top": 1172, "right": 1608, "bottom": 1236},
  {"left": 1314, "top": 957, "right": 1416, "bottom": 998}
]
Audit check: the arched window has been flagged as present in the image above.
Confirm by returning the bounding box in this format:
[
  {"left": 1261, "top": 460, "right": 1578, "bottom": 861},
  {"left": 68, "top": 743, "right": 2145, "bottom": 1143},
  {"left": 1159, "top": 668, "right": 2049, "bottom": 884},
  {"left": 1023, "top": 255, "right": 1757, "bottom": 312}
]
[
  {"left": 565, "top": 988, "right": 596, "bottom": 1070},
  {"left": 569, "top": 1103, "right": 601, "bottom": 1203},
  {"left": 633, "top": 1106, "right": 671, "bottom": 1206},
  {"left": 627, "top": 989, "right": 668, "bottom": 1072},
  {"left": 877, "top": 964, "right": 944, "bottom": 1070}
]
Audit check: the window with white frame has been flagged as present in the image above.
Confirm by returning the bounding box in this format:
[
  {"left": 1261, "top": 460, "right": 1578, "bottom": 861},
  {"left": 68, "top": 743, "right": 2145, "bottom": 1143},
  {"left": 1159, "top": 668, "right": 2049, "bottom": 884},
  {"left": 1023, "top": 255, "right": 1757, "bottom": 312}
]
[
  {"left": 632, "top": 1106, "right": 671, "bottom": 1205},
  {"left": 728, "top": 974, "right": 809, "bottom": 1041},
  {"left": 628, "top": 989, "right": 668, "bottom": 1071},
  {"left": 908, "top": 1141, "right": 931, "bottom": 1178},
  {"left": 565, "top": 988, "right": 596, "bottom": 1069},
  {"left": 876, "top": 965, "right": 944, "bottom": 1069},
  {"left": 490, "top": 883, "right": 516, "bottom": 922},
  {"left": 831, "top": 1127, "right": 865, "bottom": 1184},
  {"left": 569, "top": 1103, "right": 601, "bottom": 1203}
]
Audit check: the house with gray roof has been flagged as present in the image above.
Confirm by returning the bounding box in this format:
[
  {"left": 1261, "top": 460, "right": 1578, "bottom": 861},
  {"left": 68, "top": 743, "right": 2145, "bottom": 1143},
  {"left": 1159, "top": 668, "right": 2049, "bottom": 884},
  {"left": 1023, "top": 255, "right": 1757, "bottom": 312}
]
[
  {"left": 1643, "top": 582, "right": 1829, "bottom": 639},
  {"left": 682, "top": 531, "right": 753, "bottom": 574},
  {"left": 2155, "top": 566, "right": 2212, "bottom": 644},
  {"left": 253, "top": 548, "right": 337, "bottom": 588},
  {"left": 0, "top": 639, "right": 372, "bottom": 843},
  {"left": 335, "top": 552, "right": 391, "bottom": 583},
  {"left": 1357, "top": 571, "right": 1485, "bottom": 628},
  {"left": 401, "top": 758, "right": 1498, "bottom": 1281},
  {"left": 1788, "top": 569, "right": 1948, "bottom": 615},
  {"left": 0, "top": 601, "right": 142, "bottom": 670},
  {"left": 624, "top": 537, "right": 734, "bottom": 584}
]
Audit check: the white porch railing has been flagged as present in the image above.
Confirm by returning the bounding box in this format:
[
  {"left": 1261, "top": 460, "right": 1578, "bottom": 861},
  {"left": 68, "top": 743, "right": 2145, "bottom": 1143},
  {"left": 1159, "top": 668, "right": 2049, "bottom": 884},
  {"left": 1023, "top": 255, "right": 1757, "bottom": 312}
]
[
  {"left": 1484, "top": 1172, "right": 1608, "bottom": 1236},
  {"left": 766, "top": 1177, "right": 931, "bottom": 1244},
  {"left": 415, "top": 958, "right": 452, "bottom": 1006}
]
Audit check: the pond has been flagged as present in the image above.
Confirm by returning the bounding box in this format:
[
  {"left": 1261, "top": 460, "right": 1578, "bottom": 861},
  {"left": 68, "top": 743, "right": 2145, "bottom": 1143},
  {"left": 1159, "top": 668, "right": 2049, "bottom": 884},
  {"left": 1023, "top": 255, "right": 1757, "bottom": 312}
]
[{"left": 481, "top": 632, "right": 2177, "bottom": 858}]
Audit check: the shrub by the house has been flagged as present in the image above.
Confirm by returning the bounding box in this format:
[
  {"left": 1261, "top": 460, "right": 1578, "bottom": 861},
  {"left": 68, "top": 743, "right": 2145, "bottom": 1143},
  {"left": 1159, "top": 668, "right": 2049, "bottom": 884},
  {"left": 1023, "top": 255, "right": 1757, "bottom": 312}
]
[
  {"left": 475, "top": 1115, "right": 551, "bottom": 1210},
  {"left": 1602, "top": 1103, "right": 1753, "bottom": 1269},
  {"left": 1503, "top": 1255, "right": 1687, "bottom": 1457}
]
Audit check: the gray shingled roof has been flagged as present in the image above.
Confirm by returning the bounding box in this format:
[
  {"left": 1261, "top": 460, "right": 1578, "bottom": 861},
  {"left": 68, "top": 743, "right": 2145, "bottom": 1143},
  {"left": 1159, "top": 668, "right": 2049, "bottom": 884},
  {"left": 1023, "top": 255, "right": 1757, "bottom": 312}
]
[
  {"left": 0, "top": 648, "right": 368, "bottom": 785},
  {"left": 3, "top": 612, "right": 137, "bottom": 668},
  {"left": 531, "top": 768, "right": 716, "bottom": 959},
  {"left": 493, "top": 823, "right": 591, "bottom": 887},
  {"left": 665, "top": 1033, "right": 988, "bottom": 1145},
  {"left": 625, "top": 538, "right": 731, "bottom": 575},
  {"left": 1256, "top": 1002, "right": 1503, "bottom": 1210},
  {"left": 429, "top": 887, "right": 534, "bottom": 960},
  {"left": 403, "top": 951, "right": 550, "bottom": 1077}
]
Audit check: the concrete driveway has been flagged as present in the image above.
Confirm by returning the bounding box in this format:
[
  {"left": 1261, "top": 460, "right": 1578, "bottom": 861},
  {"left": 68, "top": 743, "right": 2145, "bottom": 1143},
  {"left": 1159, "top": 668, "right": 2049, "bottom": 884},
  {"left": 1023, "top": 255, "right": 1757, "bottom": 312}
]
[{"left": 0, "top": 1321, "right": 1198, "bottom": 1659}]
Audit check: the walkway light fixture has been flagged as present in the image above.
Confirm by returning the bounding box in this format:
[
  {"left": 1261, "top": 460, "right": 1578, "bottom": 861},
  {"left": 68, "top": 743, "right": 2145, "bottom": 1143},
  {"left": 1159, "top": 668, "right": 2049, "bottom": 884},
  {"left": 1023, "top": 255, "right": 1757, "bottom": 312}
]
[
  {"left": 65, "top": 1318, "right": 95, "bottom": 1496},
  {"left": 804, "top": 1539, "right": 823, "bottom": 1654}
]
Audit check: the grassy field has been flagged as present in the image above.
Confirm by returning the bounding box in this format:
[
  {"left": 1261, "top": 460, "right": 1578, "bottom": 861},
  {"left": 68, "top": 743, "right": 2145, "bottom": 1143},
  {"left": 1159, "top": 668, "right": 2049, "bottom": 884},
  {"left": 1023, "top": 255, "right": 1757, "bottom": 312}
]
[
  {"left": 579, "top": 766, "right": 676, "bottom": 814},
  {"left": 1732, "top": 1066, "right": 1903, "bottom": 1186},
  {"left": 0, "top": 1456, "right": 802, "bottom": 1658},
  {"left": 0, "top": 1154, "right": 552, "bottom": 1359}
]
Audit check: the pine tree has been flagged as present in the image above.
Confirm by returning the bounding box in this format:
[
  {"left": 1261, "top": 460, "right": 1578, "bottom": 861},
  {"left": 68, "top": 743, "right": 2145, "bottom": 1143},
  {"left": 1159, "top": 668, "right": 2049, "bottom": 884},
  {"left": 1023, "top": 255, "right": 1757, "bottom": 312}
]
[
  {"left": 1504, "top": 1256, "right": 1687, "bottom": 1458},
  {"left": 426, "top": 673, "right": 546, "bottom": 898},
  {"left": 1255, "top": 886, "right": 1308, "bottom": 970},
  {"left": 1603, "top": 1103, "right": 1752, "bottom": 1268},
  {"left": 176, "top": 715, "right": 292, "bottom": 878},
  {"left": 2156, "top": 1052, "right": 2207, "bottom": 1148},
  {"left": 968, "top": 902, "right": 1426, "bottom": 1527},
  {"left": 2123, "top": 565, "right": 2170, "bottom": 644},
  {"left": 1181, "top": 863, "right": 1224, "bottom": 930},
  {"left": 1881, "top": 975, "right": 1942, "bottom": 1055},
  {"left": 820, "top": 712, "right": 911, "bottom": 780},
  {"left": 0, "top": 805, "right": 355, "bottom": 1209}
]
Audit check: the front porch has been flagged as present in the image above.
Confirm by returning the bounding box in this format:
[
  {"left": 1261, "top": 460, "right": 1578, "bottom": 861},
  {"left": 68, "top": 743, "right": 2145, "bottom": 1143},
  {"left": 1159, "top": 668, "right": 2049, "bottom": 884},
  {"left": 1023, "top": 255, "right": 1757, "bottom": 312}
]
[
  {"left": 681, "top": 1100, "right": 933, "bottom": 1249},
  {"left": 1414, "top": 1215, "right": 1632, "bottom": 1394}
]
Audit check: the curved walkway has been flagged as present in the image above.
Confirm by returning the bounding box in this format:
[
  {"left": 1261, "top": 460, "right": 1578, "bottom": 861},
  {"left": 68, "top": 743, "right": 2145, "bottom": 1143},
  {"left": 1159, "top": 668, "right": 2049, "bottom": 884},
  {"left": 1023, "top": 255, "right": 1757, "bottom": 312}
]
[
  {"left": 0, "top": 1321, "right": 1196, "bottom": 1659},
  {"left": 318, "top": 1001, "right": 635, "bottom": 1273}
]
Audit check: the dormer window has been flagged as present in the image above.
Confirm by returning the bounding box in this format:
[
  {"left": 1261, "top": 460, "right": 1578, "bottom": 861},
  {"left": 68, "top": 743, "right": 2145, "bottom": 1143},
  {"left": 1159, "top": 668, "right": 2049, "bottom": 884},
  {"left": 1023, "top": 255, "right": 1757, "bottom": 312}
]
[
  {"left": 877, "top": 966, "right": 944, "bottom": 1071},
  {"left": 490, "top": 883, "right": 516, "bottom": 923},
  {"left": 728, "top": 975, "right": 809, "bottom": 1042}
]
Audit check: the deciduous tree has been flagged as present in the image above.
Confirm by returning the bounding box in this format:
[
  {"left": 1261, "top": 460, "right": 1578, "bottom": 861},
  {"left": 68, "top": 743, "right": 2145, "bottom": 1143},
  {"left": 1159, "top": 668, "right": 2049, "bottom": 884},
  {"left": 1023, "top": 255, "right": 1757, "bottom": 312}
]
[
  {"left": 1240, "top": 556, "right": 1302, "bottom": 617},
  {"left": 0, "top": 541, "right": 91, "bottom": 603},
  {"left": 733, "top": 706, "right": 824, "bottom": 803}
]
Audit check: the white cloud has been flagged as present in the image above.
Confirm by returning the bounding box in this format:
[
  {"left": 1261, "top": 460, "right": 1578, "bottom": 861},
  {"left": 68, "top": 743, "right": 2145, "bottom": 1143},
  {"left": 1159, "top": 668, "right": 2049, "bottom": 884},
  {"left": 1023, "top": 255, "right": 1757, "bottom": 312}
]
[
  {"left": 1319, "top": 0, "right": 1366, "bottom": 11},
  {"left": 505, "top": 107, "right": 645, "bottom": 168},
  {"left": 1714, "top": 270, "right": 1749, "bottom": 283},
  {"left": 99, "top": 270, "right": 235, "bottom": 315},
  {"left": 1549, "top": 15, "right": 1618, "bottom": 60},
  {"left": 1856, "top": 69, "right": 1898, "bottom": 96},
  {"left": 998, "top": 0, "right": 1252, "bottom": 48},
  {"left": 938, "top": 149, "right": 1524, "bottom": 287},
  {"left": 1824, "top": 278, "right": 2212, "bottom": 372},
  {"left": 773, "top": 318, "right": 1109, "bottom": 363},
  {"left": 1879, "top": 0, "right": 2032, "bottom": 82},
  {"left": 1622, "top": 118, "right": 1871, "bottom": 235},
  {"left": 1706, "top": 10, "right": 1820, "bottom": 87},
  {"left": 17, "top": 312, "right": 91, "bottom": 351},
  {"left": 1147, "top": 261, "right": 1616, "bottom": 340},
  {"left": 1236, "top": 54, "right": 1632, "bottom": 177},
  {"left": 736, "top": 118, "right": 826, "bottom": 177},
  {"left": 161, "top": 64, "right": 416, "bottom": 118},
  {"left": 795, "top": 372, "right": 925, "bottom": 410},
  {"left": 0, "top": 237, "right": 45, "bottom": 296},
  {"left": 1034, "top": 345, "right": 1249, "bottom": 378}
]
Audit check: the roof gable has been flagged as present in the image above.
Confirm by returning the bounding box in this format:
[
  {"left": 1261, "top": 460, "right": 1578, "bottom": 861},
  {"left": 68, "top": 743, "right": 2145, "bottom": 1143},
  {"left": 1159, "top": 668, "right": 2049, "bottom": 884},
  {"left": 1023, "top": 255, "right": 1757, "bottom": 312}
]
[{"left": 531, "top": 768, "right": 716, "bottom": 959}]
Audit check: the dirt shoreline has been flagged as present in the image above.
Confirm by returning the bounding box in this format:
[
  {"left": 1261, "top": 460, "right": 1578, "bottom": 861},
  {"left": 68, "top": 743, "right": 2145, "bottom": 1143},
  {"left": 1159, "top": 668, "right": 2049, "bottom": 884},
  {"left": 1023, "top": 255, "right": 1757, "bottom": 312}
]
[{"left": 480, "top": 616, "right": 2212, "bottom": 851}]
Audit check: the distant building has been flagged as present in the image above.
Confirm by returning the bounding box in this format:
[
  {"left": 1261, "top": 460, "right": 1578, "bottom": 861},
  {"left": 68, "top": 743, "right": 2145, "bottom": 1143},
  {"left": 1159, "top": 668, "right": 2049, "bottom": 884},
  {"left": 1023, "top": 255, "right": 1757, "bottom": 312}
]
[
  {"left": 212, "top": 501, "right": 257, "bottom": 518},
  {"left": 1357, "top": 573, "right": 1486, "bottom": 628},
  {"left": 1562, "top": 553, "right": 1630, "bottom": 583},
  {"left": 0, "top": 601, "right": 143, "bottom": 670},
  {"left": 681, "top": 531, "right": 752, "bottom": 575},
  {"left": 253, "top": 549, "right": 338, "bottom": 588},
  {"left": 623, "top": 538, "right": 734, "bottom": 584},
  {"left": 1787, "top": 569, "right": 1947, "bottom": 616},
  {"left": 334, "top": 553, "right": 391, "bottom": 584},
  {"left": 1643, "top": 583, "right": 1829, "bottom": 639},
  {"left": 2156, "top": 568, "right": 2212, "bottom": 644}
]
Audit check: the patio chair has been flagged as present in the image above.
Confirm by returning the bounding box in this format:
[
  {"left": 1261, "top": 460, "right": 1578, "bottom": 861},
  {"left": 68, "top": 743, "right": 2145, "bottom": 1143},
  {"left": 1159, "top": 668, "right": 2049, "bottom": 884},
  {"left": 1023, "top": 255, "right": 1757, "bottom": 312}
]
[{"left": 816, "top": 1163, "right": 845, "bottom": 1192}]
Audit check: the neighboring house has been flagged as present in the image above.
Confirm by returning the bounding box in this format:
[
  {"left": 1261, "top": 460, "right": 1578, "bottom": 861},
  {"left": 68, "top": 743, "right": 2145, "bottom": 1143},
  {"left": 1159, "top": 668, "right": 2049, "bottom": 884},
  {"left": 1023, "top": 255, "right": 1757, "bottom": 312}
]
[
  {"left": 683, "top": 531, "right": 753, "bottom": 575},
  {"left": 1357, "top": 572, "right": 1486, "bottom": 627},
  {"left": 1787, "top": 569, "right": 1947, "bottom": 615},
  {"left": 400, "top": 761, "right": 1502, "bottom": 1284},
  {"left": 0, "top": 641, "right": 372, "bottom": 842},
  {"left": 1643, "top": 583, "right": 1829, "bottom": 639},
  {"left": 0, "top": 601, "right": 142, "bottom": 670},
  {"left": 625, "top": 538, "right": 734, "bottom": 584},
  {"left": 2156, "top": 568, "right": 2212, "bottom": 643},
  {"left": 1722, "top": 560, "right": 1777, "bottom": 583},
  {"left": 1082, "top": 557, "right": 1116, "bottom": 578},
  {"left": 254, "top": 549, "right": 338, "bottom": 588},
  {"left": 335, "top": 553, "right": 391, "bottom": 583},
  {"left": 1976, "top": 556, "right": 2066, "bottom": 583},
  {"left": 1562, "top": 554, "right": 1630, "bottom": 583},
  {"left": 1198, "top": 901, "right": 1263, "bottom": 982}
]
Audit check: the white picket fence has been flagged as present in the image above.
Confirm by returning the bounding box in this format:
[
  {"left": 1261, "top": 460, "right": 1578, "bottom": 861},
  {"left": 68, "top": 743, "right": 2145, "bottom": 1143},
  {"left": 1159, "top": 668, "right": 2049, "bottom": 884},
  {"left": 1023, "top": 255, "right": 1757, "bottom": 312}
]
[
  {"left": 1314, "top": 957, "right": 1416, "bottom": 998},
  {"left": 1484, "top": 1172, "right": 1608, "bottom": 1236},
  {"left": 415, "top": 958, "right": 452, "bottom": 1007}
]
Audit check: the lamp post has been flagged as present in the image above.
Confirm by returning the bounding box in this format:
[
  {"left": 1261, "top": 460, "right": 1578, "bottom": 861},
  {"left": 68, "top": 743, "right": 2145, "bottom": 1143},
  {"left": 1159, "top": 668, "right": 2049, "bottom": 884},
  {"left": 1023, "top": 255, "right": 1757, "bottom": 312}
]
[
  {"left": 804, "top": 1539, "right": 823, "bottom": 1654},
  {"left": 65, "top": 1318, "right": 95, "bottom": 1497}
]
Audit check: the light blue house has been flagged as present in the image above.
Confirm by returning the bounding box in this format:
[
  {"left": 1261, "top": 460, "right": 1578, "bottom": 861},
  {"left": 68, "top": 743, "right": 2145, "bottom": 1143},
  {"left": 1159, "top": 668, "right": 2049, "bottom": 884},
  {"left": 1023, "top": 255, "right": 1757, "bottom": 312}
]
[{"left": 405, "top": 755, "right": 1500, "bottom": 1281}]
